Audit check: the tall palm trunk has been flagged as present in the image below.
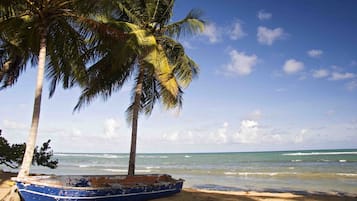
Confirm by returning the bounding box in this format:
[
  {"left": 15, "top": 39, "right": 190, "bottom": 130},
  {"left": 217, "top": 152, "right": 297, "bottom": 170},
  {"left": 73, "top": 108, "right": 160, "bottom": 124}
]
[
  {"left": 18, "top": 29, "right": 47, "bottom": 178},
  {"left": 128, "top": 64, "right": 145, "bottom": 176}
]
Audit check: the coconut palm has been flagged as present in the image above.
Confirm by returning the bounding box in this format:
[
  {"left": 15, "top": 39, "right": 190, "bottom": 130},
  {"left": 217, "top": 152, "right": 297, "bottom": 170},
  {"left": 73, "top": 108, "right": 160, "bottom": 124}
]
[
  {"left": 0, "top": 0, "right": 97, "bottom": 178},
  {"left": 75, "top": 0, "right": 204, "bottom": 176}
]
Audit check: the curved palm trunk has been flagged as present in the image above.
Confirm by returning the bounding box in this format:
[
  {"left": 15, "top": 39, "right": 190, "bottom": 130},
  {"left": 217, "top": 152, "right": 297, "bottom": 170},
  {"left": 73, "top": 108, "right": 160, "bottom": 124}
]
[
  {"left": 128, "top": 64, "right": 145, "bottom": 176},
  {"left": 18, "top": 30, "right": 47, "bottom": 178}
]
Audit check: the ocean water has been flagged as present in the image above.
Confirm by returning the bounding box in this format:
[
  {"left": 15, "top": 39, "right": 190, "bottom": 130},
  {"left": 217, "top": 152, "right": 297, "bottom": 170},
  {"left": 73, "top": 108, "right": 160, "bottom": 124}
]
[{"left": 3, "top": 149, "right": 357, "bottom": 195}]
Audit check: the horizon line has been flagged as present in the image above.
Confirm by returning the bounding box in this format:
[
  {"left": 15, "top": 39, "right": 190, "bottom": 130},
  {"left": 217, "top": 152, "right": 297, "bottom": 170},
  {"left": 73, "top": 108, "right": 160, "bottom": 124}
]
[{"left": 54, "top": 148, "right": 357, "bottom": 154}]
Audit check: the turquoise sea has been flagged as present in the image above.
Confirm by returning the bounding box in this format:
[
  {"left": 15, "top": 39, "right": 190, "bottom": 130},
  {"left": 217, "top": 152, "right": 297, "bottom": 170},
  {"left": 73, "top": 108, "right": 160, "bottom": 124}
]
[{"left": 3, "top": 149, "right": 357, "bottom": 195}]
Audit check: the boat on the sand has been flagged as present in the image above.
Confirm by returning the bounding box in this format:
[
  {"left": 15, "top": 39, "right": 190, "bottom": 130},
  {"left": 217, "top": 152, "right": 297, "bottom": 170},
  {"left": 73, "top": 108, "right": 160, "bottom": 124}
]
[{"left": 13, "top": 174, "right": 183, "bottom": 201}]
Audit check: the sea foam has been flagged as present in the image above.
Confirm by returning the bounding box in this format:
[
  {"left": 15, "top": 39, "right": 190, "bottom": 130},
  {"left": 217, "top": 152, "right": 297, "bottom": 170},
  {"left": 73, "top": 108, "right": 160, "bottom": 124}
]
[
  {"left": 336, "top": 173, "right": 357, "bottom": 177},
  {"left": 283, "top": 151, "right": 357, "bottom": 156}
]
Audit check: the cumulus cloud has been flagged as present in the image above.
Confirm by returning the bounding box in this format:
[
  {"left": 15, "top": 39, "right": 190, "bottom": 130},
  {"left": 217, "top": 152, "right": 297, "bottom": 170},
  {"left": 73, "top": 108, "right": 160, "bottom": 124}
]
[
  {"left": 294, "top": 129, "right": 307, "bottom": 143},
  {"left": 159, "top": 120, "right": 342, "bottom": 148},
  {"left": 201, "top": 23, "right": 221, "bottom": 43},
  {"left": 350, "top": 60, "right": 357, "bottom": 66},
  {"left": 223, "top": 50, "right": 258, "bottom": 76},
  {"left": 208, "top": 122, "right": 229, "bottom": 144},
  {"left": 229, "top": 21, "right": 246, "bottom": 40},
  {"left": 161, "top": 122, "right": 230, "bottom": 145},
  {"left": 257, "top": 26, "right": 285, "bottom": 45},
  {"left": 162, "top": 131, "right": 179, "bottom": 142},
  {"left": 249, "top": 110, "right": 263, "bottom": 120},
  {"left": 162, "top": 129, "right": 197, "bottom": 144},
  {"left": 283, "top": 59, "right": 304, "bottom": 74},
  {"left": 329, "top": 72, "right": 356, "bottom": 80},
  {"left": 71, "top": 128, "right": 82, "bottom": 137},
  {"left": 104, "top": 118, "right": 120, "bottom": 139},
  {"left": 307, "top": 49, "right": 323, "bottom": 58},
  {"left": 181, "top": 41, "right": 194, "bottom": 49},
  {"left": 326, "top": 110, "right": 335, "bottom": 116},
  {"left": 2, "top": 120, "right": 27, "bottom": 130},
  {"left": 257, "top": 10, "right": 272, "bottom": 20},
  {"left": 312, "top": 69, "right": 329, "bottom": 78},
  {"left": 233, "top": 120, "right": 259, "bottom": 144},
  {"left": 331, "top": 65, "right": 343, "bottom": 71},
  {"left": 275, "top": 88, "right": 287, "bottom": 93},
  {"left": 346, "top": 80, "right": 357, "bottom": 91}
]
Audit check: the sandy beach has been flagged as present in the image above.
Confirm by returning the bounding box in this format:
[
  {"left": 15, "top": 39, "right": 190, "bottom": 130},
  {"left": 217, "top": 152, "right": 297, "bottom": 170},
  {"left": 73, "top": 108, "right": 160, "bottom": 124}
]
[
  {"left": 1, "top": 171, "right": 356, "bottom": 201},
  {"left": 153, "top": 188, "right": 357, "bottom": 201}
]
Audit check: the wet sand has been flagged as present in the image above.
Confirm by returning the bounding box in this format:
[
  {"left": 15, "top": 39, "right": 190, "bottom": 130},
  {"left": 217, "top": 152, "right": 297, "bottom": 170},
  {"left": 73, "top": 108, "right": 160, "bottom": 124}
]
[{"left": 1, "top": 171, "right": 356, "bottom": 201}]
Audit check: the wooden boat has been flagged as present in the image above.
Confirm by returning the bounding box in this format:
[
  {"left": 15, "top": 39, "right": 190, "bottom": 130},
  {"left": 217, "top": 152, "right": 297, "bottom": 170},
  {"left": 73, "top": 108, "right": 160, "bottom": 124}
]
[{"left": 13, "top": 174, "right": 184, "bottom": 201}]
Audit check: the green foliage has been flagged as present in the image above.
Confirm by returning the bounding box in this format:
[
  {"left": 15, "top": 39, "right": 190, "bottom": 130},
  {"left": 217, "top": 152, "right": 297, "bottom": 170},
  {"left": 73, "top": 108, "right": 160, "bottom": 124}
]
[
  {"left": 75, "top": 0, "right": 205, "bottom": 116},
  {"left": 0, "top": 130, "right": 58, "bottom": 169},
  {"left": 0, "top": 0, "right": 95, "bottom": 96}
]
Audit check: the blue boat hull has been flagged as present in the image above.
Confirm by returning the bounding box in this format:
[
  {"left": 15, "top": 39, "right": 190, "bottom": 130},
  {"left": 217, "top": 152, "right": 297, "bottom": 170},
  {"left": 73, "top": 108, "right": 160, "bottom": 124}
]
[{"left": 15, "top": 175, "right": 183, "bottom": 201}]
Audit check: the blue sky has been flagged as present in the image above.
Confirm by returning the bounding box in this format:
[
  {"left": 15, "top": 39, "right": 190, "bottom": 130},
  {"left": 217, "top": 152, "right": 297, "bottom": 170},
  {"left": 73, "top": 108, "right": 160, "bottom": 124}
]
[{"left": 1, "top": 0, "right": 357, "bottom": 153}]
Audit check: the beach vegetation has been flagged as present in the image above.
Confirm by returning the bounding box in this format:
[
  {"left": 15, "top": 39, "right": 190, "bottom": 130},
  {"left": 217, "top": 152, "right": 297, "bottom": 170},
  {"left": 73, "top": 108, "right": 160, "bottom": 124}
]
[
  {"left": 0, "top": 130, "right": 58, "bottom": 169},
  {"left": 0, "top": 0, "right": 98, "bottom": 177},
  {"left": 74, "top": 0, "right": 204, "bottom": 176}
]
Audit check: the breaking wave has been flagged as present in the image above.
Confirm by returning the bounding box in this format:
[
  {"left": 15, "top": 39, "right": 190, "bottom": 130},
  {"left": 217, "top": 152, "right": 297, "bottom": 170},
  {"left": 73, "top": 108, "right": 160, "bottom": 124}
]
[{"left": 282, "top": 151, "right": 357, "bottom": 156}]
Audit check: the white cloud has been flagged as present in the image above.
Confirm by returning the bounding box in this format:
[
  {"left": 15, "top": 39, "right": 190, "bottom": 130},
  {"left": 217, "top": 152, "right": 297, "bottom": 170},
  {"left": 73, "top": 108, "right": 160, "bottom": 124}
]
[
  {"left": 249, "top": 110, "right": 263, "bottom": 120},
  {"left": 331, "top": 65, "right": 343, "bottom": 71},
  {"left": 275, "top": 88, "right": 287, "bottom": 93},
  {"left": 104, "top": 118, "right": 120, "bottom": 139},
  {"left": 161, "top": 129, "right": 196, "bottom": 144},
  {"left": 307, "top": 49, "right": 323, "bottom": 58},
  {"left": 329, "top": 72, "right": 356, "bottom": 80},
  {"left": 181, "top": 41, "right": 194, "bottom": 49},
  {"left": 257, "top": 26, "right": 285, "bottom": 45},
  {"left": 71, "top": 128, "right": 82, "bottom": 137},
  {"left": 350, "top": 60, "right": 357, "bottom": 66},
  {"left": 346, "top": 80, "right": 357, "bottom": 91},
  {"left": 233, "top": 120, "right": 259, "bottom": 144},
  {"left": 223, "top": 50, "right": 258, "bottom": 76},
  {"left": 208, "top": 122, "right": 229, "bottom": 144},
  {"left": 201, "top": 23, "right": 221, "bottom": 43},
  {"left": 283, "top": 59, "right": 304, "bottom": 74},
  {"left": 294, "top": 129, "right": 307, "bottom": 143},
  {"left": 312, "top": 69, "right": 329, "bottom": 78},
  {"left": 229, "top": 21, "right": 246, "bottom": 40},
  {"left": 257, "top": 10, "right": 272, "bottom": 20},
  {"left": 162, "top": 131, "right": 179, "bottom": 142},
  {"left": 326, "top": 109, "right": 335, "bottom": 116},
  {"left": 157, "top": 118, "right": 357, "bottom": 150},
  {"left": 162, "top": 123, "right": 229, "bottom": 145},
  {"left": 2, "top": 120, "right": 27, "bottom": 130}
]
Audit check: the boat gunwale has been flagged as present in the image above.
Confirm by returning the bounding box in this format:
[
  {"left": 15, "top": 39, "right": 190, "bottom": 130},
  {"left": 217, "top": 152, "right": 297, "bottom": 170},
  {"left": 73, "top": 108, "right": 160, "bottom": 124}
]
[{"left": 12, "top": 174, "right": 184, "bottom": 190}]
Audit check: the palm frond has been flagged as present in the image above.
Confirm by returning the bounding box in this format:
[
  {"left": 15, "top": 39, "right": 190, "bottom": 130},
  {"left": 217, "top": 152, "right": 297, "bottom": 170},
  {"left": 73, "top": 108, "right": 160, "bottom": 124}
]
[
  {"left": 164, "top": 9, "right": 205, "bottom": 38},
  {"left": 74, "top": 51, "right": 136, "bottom": 111},
  {"left": 158, "top": 80, "right": 183, "bottom": 110},
  {"left": 142, "top": 44, "right": 179, "bottom": 97},
  {"left": 153, "top": 0, "right": 174, "bottom": 26},
  {"left": 0, "top": 14, "right": 33, "bottom": 89},
  {"left": 115, "top": 0, "right": 145, "bottom": 26},
  {"left": 0, "top": 55, "right": 27, "bottom": 89},
  {"left": 159, "top": 36, "right": 199, "bottom": 87},
  {"left": 46, "top": 17, "right": 89, "bottom": 97}
]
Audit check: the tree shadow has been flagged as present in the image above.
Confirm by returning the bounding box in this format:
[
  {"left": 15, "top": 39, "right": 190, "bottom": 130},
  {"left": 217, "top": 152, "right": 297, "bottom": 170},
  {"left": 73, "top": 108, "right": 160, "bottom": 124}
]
[{"left": 0, "top": 171, "right": 16, "bottom": 187}]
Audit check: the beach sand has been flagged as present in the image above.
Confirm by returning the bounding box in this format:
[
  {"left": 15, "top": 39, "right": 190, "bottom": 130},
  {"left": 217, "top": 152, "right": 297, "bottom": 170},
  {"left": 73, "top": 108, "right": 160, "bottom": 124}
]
[
  {"left": 1, "top": 171, "right": 356, "bottom": 201},
  {"left": 153, "top": 188, "right": 357, "bottom": 201}
]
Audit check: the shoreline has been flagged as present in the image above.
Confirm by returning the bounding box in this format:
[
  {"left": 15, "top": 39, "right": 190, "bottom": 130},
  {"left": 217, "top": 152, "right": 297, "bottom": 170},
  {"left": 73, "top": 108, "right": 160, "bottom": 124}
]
[
  {"left": 153, "top": 188, "right": 357, "bottom": 201},
  {"left": 1, "top": 171, "right": 356, "bottom": 201}
]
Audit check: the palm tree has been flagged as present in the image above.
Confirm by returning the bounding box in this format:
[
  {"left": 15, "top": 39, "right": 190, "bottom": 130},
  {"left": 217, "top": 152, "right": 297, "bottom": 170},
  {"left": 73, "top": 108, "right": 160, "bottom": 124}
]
[
  {"left": 0, "top": 0, "right": 96, "bottom": 178},
  {"left": 75, "top": 0, "right": 204, "bottom": 176}
]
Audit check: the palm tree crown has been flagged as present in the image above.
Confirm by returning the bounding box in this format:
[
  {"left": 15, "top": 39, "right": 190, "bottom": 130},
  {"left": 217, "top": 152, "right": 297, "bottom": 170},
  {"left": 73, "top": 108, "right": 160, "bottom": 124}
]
[
  {"left": 75, "top": 0, "right": 205, "bottom": 176},
  {"left": 0, "top": 0, "right": 95, "bottom": 177}
]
